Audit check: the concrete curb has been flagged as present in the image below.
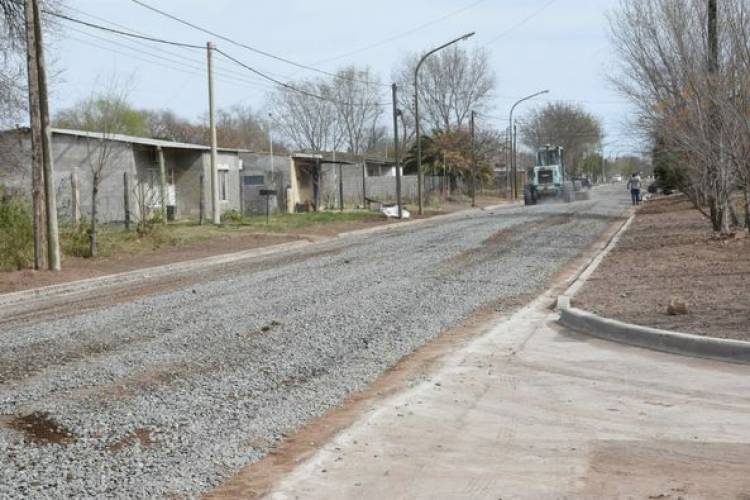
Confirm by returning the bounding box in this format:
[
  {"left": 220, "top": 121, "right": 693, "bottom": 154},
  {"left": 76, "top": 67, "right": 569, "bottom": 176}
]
[
  {"left": 555, "top": 205, "right": 750, "bottom": 365},
  {"left": 559, "top": 307, "right": 750, "bottom": 365}
]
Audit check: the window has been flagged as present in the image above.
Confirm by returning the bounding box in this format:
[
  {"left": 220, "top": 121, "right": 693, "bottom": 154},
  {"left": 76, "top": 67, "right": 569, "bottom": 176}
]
[
  {"left": 243, "top": 175, "right": 265, "bottom": 186},
  {"left": 219, "top": 170, "right": 228, "bottom": 201}
]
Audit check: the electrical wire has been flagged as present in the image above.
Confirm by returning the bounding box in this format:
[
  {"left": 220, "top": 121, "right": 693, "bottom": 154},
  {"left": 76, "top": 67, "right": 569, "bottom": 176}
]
[
  {"left": 43, "top": 9, "right": 204, "bottom": 49},
  {"left": 214, "top": 47, "right": 391, "bottom": 107},
  {"left": 309, "top": 0, "right": 488, "bottom": 67},
  {"left": 64, "top": 24, "right": 279, "bottom": 92},
  {"left": 128, "top": 0, "right": 389, "bottom": 87},
  {"left": 484, "top": 0, "right": 558, "bottom": 45},
  {"left": 42, "top": 4, "right": 391, "bottom": 107}
]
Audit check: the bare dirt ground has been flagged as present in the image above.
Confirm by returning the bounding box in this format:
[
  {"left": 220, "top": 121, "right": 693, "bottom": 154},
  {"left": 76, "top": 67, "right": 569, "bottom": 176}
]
[{"left": 575, "top": 195, "right": 750, "bottom": 340}]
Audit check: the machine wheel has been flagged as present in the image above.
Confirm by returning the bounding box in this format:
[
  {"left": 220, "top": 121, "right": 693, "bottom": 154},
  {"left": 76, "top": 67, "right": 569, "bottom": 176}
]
[{"left": 523, "top": 186, "right": 536, "bottom": 206}]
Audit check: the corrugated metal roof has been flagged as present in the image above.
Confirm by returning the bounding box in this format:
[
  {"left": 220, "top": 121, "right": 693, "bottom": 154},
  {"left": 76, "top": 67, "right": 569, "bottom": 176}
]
[{"left": 50, "top": 128, "right": 248, "bottom": 153}]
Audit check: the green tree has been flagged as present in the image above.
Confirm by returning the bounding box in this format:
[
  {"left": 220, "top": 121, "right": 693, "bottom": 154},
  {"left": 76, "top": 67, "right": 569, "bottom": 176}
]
[{"left": 55, "top": 92, "right": 148, "bottom": 137}]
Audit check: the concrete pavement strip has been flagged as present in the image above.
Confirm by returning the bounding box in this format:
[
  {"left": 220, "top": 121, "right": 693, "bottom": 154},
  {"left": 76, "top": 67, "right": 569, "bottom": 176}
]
[{"left": 0, "top": 202, "right": 519, "bottom": 311}]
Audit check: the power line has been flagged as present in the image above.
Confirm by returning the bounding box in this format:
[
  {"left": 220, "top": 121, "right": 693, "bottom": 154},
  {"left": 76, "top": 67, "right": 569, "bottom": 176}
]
[
  {"left": 485, "top": 0, "right": 558, "bottom": 45},
  {"left": 44, "top": 5, "right": 389, "bottom": 107},
  {"left": 214, "top": 48, "right": 390, "bottom": 107},
  {"left": 310, "top": 0, "right": 488, "bottom": 67},
  {"left": 128, "top": 0, "right": 389, "bottom": 87},
  {"left": 64, "top": 24, "right": 278, "bottom": 92},
  {"left": 42, "top": 8, "right": 204, "bottom": 49}
]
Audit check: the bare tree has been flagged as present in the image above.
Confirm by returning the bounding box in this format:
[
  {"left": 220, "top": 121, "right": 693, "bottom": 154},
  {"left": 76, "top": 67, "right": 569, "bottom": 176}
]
[
  {"left": 268, "top": 79, "right": 342, "bottom": 153},
  {"left": 330, "top": 66, "right": 385, "bottom": 156},
  {"left": 608, "top": 0, "right": 744, "bottom": 234},
  {"left": 519, "top": 102, "right": 603, "bottom": 174},
  {"left": 394, "top": 46, "right": 495, "bottom": 142},
  {"left": 56, "top": 81, "right": 134, "bottom": 256},
  {"left": 0, "top": 0, "right": 63, "bottom": 127}
]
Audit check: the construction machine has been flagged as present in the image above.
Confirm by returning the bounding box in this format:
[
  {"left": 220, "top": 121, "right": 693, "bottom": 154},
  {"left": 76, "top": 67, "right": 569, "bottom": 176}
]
[{"left": 523, "top": 145, "right": 569, "bottom": 205}]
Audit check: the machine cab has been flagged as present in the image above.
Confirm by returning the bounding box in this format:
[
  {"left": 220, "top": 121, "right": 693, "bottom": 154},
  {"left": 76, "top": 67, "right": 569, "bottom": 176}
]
[{"left": 531, "top": 145, "right": 565, "bottom": 188}]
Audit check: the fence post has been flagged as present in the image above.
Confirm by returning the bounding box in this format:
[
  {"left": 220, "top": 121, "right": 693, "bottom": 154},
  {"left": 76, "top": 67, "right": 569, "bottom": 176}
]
[
  {"left": 123, "top": 171, "right": 130, "bottom": 231},
  {"left": 71, "top": 169, "right": 80, "bottom": 224},
  {"left": 199, "top": 173, "right": 205, "bottom": 225}
]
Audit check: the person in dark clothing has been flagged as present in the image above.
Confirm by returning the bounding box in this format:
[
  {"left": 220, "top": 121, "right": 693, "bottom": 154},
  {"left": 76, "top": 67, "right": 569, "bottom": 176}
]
[{"left": 627, "top": 173, "right": 642, "bottom": 205}]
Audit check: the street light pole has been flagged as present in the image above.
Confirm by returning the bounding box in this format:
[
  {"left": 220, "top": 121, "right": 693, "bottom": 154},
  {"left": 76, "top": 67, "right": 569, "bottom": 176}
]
[
  {"left": 392, "top": 83, "right": 403, "bottom": 219},
  {"left": 508, "top": 89, "right": 549, "bottom": 199},
  {"left": 415, "top": 32, "right": 475, "bottom": 215}
]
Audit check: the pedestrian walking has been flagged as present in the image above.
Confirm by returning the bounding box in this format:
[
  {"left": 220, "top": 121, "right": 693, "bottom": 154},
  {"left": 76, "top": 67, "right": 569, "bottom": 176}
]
[{"left": 627, "top": 172, "right": 642, "bottom": 205}]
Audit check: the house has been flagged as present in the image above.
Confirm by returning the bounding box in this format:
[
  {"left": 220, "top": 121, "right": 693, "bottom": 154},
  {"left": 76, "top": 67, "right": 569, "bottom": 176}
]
[
  {"left": 238, "top": 151, "right": 293, "bottom": 215},
  {"left": 0, "top": 128, "right": 246, "bottom": 223}
]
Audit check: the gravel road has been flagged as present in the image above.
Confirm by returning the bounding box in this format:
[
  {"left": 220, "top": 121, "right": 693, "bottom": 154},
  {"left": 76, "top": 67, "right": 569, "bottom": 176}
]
[{"left": 0, "top": 186, "right": 628, "bottom": 498}]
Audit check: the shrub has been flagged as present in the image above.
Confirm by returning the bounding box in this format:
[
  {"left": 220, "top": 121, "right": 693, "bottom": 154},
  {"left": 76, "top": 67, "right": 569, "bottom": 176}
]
[
  {"left": 221, "top": 209, "right": 243, "bottom": 224},
  {"left": 60, "top": 223, "right": 92, "bottom": 258},
  {"left": 0, "top": 197, "right": 34, "bottom": 271}
]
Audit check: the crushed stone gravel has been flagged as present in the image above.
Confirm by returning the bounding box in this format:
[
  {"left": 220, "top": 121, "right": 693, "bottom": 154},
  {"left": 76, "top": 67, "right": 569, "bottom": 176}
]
[{"left": 0, "top": 186, "right": 628, "bottom": 498}]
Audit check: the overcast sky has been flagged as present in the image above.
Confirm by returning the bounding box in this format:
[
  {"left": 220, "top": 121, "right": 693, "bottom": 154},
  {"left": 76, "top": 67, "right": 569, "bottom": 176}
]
[{"left": 48, "top": 0, "right": 642, "bottom": 156}]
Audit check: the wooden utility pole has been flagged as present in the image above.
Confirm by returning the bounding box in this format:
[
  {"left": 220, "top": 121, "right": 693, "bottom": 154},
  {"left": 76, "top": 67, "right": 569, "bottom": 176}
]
[
  {"left": 28, "top": 0, "right": 60, "bottom": 270},
  {"left": 470, "top": 110, "right": 477, "bottom": 208},
  {"left": 207, "top": 42, "right": 220, "bottom": 224},
  {"left": 24, "top": 0, "right": 44, "bottom": 270}
]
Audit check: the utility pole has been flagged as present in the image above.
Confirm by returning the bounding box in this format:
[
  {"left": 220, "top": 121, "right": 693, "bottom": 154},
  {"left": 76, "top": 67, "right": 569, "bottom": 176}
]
[
  {"left": 392, "top": 83, "right": 403, "bottom": 219},
  {"left": 24, "top": 0, "right": 44, "bottom": 270},
  {"left": 207, "top": 41, "right": 220, "bottom": 224},
  {"left": 26, "top": 0, "right": 61, "bottom": 271},
  {"left": 268, "top": 112, "right": 274, "bottom": 180},
  {"left": 470, "top": 110, "right": 476, "bottom": 207}
]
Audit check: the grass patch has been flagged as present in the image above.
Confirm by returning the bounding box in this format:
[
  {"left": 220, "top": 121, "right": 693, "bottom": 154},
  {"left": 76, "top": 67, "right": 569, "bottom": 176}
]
[
  {"left": 0, "top": 198, "right": 33, "bottom": 271},
  {"left": 53, "top": 211, "right": 384, "bottom": 262}
]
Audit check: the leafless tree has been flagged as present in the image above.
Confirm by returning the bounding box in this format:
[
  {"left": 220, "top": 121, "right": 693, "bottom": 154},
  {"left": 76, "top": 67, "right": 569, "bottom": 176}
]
[
  {"left": 608, "top": 0, "right": 746, "bottom": 234},
  {"left": 57, "top": 80, "right": 133, "bottom": 256},
  {"left": 268, "top": 79, "right": 342, "bottom": 153},
  {"left": 330, "top": 66, "right": 385, "bottom": 157},
  {"left": 0, "top": 0, "right": 63, "bottom": 127},
  {"left": 519, "top": 102, "right": 603, "bottom": 175},
  {"left": 394, "top": 46, "right": 495, "bottom": 142}
]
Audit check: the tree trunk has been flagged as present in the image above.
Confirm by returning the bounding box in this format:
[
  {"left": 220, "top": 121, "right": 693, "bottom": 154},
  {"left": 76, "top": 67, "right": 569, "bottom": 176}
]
[
  {"left": 709, "top": 197, "right": 721, "bottom": 232},
  {"left": 745, "top": 187, "right": 750, "bottom": 233},
  {"left": 90, "top": 176, "right": 98, "bottom": 258}
]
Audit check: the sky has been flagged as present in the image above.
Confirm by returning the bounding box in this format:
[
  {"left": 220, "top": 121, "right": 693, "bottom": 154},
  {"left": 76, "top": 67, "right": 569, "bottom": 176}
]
[{"left": 47, "top": 0, "right": 643, "bottom": 157}]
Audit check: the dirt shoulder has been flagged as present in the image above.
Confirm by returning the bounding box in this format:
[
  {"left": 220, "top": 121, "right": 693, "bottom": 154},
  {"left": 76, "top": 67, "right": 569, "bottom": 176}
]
[{"left": 575, "top": 195, "right": 750, "bottom": 340}]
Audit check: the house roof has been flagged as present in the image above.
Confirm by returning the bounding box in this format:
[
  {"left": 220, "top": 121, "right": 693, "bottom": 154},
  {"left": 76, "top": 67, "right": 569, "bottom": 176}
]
[{"left": 48, "top": 128, "right": 249, "bottom": 153}]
